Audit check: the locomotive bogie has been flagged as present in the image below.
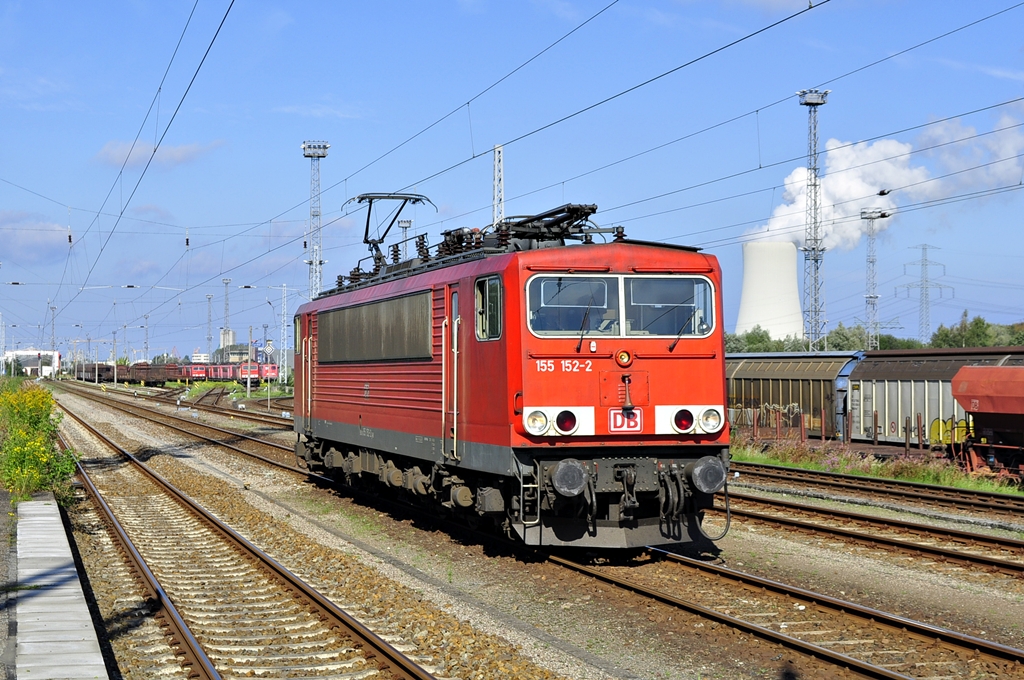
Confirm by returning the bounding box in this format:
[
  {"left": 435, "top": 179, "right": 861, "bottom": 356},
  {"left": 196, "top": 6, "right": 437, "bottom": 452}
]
[{"left": 295, "top": 221, "right": 731, "bottom": 549}]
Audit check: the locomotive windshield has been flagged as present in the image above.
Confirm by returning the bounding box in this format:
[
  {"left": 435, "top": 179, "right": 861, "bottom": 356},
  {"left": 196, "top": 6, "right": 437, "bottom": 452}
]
[
  {"left": 625, "top": 277, "right": 713, "bottom": 336},
  {"left": 527, "top": 274, "right": 714, "bottom": 338},
  {"left": 529, "top": 276, "right": 620, "bottom": 336}
]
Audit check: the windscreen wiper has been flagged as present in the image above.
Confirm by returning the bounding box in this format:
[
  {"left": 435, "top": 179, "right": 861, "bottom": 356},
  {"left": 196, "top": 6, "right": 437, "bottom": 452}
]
[
  {"left": 575, "top": 298, "right": 594, "bottom": 353},
  {"left": 667, "top": 312, "right": 697, "bottom": 352}
]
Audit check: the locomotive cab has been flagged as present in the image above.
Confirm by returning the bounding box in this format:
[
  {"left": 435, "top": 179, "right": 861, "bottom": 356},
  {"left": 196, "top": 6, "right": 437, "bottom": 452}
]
[{"left": 508, "top": 243, "right": 730, "bottom": 547}]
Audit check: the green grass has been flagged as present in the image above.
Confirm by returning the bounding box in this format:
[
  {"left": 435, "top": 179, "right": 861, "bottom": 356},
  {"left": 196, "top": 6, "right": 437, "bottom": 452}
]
[
  {"left": 730, "top": 441, "right": 1024, "bottom": 496},
  {"left": 186, "top": 380, "right": 289, "bottom": 402}
]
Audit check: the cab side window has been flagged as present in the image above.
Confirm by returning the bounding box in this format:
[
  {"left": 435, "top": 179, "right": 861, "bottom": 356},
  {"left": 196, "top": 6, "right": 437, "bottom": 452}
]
[{"left": 475, "top": 276, "right": 502, "bottom": 340}]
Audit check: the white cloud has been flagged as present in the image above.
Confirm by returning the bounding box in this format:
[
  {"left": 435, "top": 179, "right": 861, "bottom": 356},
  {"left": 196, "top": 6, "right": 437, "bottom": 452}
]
[
  {"left": 94, "top": 140, "right": 223, "bottom": 169},
  {"left": 722, "top": 0, "right": 809, "bottom": 10},
  {"left": 935, "top": 57, "right": 1024, "bottom": 83},
  {"left": 531, "top": 0, "right": 581, "bottom": 22},
  {"left": 917, "top": 114, "right": 1024, "bottom": 191},
  {"left": 748, "top": 112, "right": 1024, "bottom": 251},
  {"left": 750, "top": 137, "right": 933, "bottom": 251},
  {"left": 261, "top": 8, "right": 293, "bottom": 33},
  {"left": 0, "top": 211, "right": 69, "bottom": 264},
  {"left": 130, "top": 204, "right": 175, "bottom": 223}
]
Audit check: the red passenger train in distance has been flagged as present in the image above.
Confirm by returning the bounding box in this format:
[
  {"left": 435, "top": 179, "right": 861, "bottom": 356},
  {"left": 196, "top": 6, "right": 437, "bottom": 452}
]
[{"left": 294, "top": 197, "right": 731, "bottom": 548}]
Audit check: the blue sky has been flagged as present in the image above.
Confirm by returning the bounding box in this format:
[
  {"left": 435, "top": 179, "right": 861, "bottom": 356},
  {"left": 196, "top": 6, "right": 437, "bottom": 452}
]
[{"left": 1, "top": 0, "right": 1022, "bottom": 361}]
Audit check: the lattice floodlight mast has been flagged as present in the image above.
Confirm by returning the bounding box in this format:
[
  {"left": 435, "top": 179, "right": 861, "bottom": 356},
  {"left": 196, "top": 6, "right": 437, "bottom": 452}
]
[
  {"left": 302, "top": 141, "right": 329, "bottom": 299},
  {"left": 855, "top": 209, "right": 900, "bottom": 349},
  {"left": 798, "top": 88, "right": 829, "bottom": 351},
  {"left": 898, "top": 244, "right": 953, "bottom": 344},
  {"left": 861, "top": 209, "right": 885, "bottom": 349},
  {"left": 493, "top": 144, "right": 504, "bottom": 227},
  {"left": 398, "top": 219, "right": 412, "bottom": 260}
]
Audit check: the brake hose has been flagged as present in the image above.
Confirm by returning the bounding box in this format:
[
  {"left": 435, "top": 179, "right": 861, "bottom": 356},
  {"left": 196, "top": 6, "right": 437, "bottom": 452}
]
[{"left": 696, "top": 481, "right": 731, "bottom": 541}]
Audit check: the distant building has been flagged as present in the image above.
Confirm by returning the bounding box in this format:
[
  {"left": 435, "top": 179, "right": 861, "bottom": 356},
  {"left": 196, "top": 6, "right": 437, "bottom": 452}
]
[
  {"left": 3, "top": 349, "right": 60, "bottom": 378},
  {"left": 219, "top": 328, "right": 236, "bottom": 349}
]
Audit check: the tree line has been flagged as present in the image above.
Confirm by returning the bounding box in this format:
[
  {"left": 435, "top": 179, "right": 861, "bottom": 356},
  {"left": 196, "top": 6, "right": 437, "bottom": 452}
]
[{"left": 727, "top": 311, "right": 1024, "bottom": 353}]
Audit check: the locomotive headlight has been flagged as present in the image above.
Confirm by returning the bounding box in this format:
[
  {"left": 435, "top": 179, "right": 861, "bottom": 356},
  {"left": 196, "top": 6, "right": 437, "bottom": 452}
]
[
  {"left": 554, "top": 410, "right": 578, "bottom": 435},
  {"left": 686, "top": 455, "right": 727, "bottom": 494},
  {"left": 700, "top": 408, "right": 723, "bottom": 432},
  {"left": 525, "top": 410, "right": 550, "bottom": 436},
  {"left": 551, "top": 458, "right": 588, "bottom": 497}
]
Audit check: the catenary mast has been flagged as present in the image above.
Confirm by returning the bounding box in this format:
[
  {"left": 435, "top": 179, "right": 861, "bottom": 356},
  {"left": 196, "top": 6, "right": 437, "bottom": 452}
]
[
  {"left": 206, "top": 294, "right": 214, "bottom": 358},
  {"left": 492, "top": 144, "right": 504, "bottom": 227}
]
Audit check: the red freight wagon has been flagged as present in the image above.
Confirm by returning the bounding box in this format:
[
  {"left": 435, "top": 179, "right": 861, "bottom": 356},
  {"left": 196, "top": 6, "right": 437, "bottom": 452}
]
[
  {"left": 952, "top": 365, "right": 1024, "bottom": 478},
  {"left": 294, "top": 201, "right": 730, "bottom": 548}
]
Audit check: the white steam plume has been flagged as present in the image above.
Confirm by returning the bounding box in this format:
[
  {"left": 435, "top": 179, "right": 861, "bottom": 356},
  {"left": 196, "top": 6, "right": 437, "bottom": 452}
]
[{"left": 748, "top": 111, "right": 1024, "bottom": 250}]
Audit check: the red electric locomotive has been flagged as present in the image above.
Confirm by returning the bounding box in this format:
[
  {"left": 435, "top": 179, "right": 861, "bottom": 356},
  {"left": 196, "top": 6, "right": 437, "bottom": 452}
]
[
  {"left": 237, "top": 361, "right": 261, "bottom": 385},
  {"left": 294, "top": 198, "right": 730, "bottom": 548},
  {"left": 260, "top": 363, "right": 279, "bottom": 381}
]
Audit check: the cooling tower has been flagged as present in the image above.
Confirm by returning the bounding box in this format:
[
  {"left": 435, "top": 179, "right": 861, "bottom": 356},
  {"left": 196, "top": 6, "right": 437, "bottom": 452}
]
[{"left": 734, "top": 241, "right": 804, "bottom": 339}]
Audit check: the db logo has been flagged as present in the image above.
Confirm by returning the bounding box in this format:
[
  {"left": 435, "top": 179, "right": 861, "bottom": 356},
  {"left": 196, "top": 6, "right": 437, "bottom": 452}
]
[{"left": 609, "top": 408, "right": 643, "bottom": 432}]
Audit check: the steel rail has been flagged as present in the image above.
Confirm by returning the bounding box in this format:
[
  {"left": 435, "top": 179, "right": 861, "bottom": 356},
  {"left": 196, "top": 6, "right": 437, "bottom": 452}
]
[
  {"left": 58, "top": 383, "right": 294, "bottom": 454},
  {"left": 60, "top": 403, "right": 437, "bottom": 680},
  {"left": 549, "top": 553, "right": 910, "bottom": 680},
  {"left": 161, "top": 387, "right": 293, "bottom": 426},
  {"left": 555, "top": 547, "right": 1024, "bottom": 678},
  {"left": 61, "top": 432, "right": 221, "bottom": 680},
  {"left": 717, "top": 492, "right": 1024, "bottom": 576},
  {"left": 57, "top": 385, "right": 328, "bottom": 484},
  {"left": 655, "top": 549, "right": 1024, "bottom": 667},
  {"left": 61, "top": 380, "right": 294, "bottom": 428},
  {"left": 732, "top": 461, "right": 1024, "bottom": 513}
]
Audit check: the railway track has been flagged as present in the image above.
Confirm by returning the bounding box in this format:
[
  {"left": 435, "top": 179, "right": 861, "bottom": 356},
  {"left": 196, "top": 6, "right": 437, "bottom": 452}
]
[
  {"left": 61, "top": 402, "right": 438, "bottom": 679},
  {"left": 58, "top": 383, "right": 1024, "bottom": 678},
  {"left": 732, "top": 461, "right": 1024, "bottom": 524},
  {"left": 193, "top": 385, "right": 227, "bottom": 406},
  {"left": 55, "top": 382, "right": 297, "bottom": 470},
  {"left": 553, "top": 549, "right": 1024, "bottom": 679},
  {"left": 59, "top": 381, "right": 1024, "bottom": 582},
  {"left": 717, "top": 491, "right": 1024, "bottom": 577},
  {"left": 60, "top": 379, "right": 294, "bottom": 430}
]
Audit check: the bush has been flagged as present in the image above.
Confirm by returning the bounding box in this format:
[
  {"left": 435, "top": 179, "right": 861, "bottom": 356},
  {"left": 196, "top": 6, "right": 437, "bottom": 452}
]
[{"left": 0, "top": 381, "right": 77, "bottom": 502}]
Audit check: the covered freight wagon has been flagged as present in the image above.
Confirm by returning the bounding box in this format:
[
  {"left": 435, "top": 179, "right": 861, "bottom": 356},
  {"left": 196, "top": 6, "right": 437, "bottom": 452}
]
[
  {"left": 848, "top": 348, "right": 1024, "bottom": 447},
  {"left": 726, "top": 352, "right": 861, "bottom": 439}
]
